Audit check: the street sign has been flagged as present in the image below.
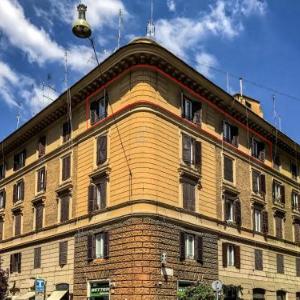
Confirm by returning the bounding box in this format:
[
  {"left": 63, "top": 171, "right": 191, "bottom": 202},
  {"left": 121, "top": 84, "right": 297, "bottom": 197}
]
[
  {"left": 35, "top": 279, "right": 45, "bottom": 293},
  {"left": 212, "top": 280, "right": 223, "bottom": 292}
]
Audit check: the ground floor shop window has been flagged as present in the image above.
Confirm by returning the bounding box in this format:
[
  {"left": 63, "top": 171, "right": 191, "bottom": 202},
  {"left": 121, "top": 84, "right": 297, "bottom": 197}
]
[
  {"left": 89, "top": 281, "right": 110, "bottom": 300},
  {"left": 223, "top": 285, "right": 240, "bottom": 300},
  {"left": 253, "top": 288, "right": 265, "bottom": 300},
  {"left": 276, "top": 291, "right": 286, "bottom": 300}
]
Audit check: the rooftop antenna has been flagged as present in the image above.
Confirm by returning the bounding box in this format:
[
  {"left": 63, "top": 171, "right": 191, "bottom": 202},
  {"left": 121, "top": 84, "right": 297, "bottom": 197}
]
[
  {"left": 117, "top": 9, "right": 123, "bottom": 49},
  {"left": 146, "top": 0, "right": 155, "bottom": 38},
  {"left": 239, "top": 77, "right": 243, "bottom": 97}
]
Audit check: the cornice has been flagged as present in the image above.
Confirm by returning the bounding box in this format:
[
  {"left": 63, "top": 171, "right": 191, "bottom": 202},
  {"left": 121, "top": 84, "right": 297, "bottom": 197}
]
[{"left": 0, "top": 39, "right": 299, "bottom": 158}]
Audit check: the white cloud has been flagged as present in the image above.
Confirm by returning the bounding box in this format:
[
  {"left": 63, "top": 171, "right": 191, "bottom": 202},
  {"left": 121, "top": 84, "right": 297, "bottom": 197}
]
[
  {"left": 195, "top": 52, "right": 218, "bottom": 78},
  {"left": 167, "top": 0, "right": 176, "bottom": 12}
]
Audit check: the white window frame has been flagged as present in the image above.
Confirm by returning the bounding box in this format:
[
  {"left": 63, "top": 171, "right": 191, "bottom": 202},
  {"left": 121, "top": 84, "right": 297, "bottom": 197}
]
[
  {"left": 254, "top": 209, "right": 262, "bottom": 232},
  {"left": 227, "top": 244, "right": 235, "bottom": 267},
  {"left": 57, "top": 195, "right": 72, "bottom": 223},
  {"left": 274, "top": 181, "right": 282, "bottom": 201},
  {"left": 252, "top": 170, "right": 261, "bottom": 194},
  {"left": 0, "top": 190, "right": 4, "bottom": 209},
  {"left": 292, "top": 192, "right": 299, "bottom": 211},
  {"left": 185, "top": 234, "right": 195, "bottom": 259},
  {"left": 95, "top": 233, "right": 105, "bottom": 259},
  {"left": 60, "top": 152, "right": 72, "bottom": 184},
  {"left": 16, "top": 182, "right": 22, "bottom": 201},
  {"left": 225, "top": 198, "right": 234, "bottom": 222}
]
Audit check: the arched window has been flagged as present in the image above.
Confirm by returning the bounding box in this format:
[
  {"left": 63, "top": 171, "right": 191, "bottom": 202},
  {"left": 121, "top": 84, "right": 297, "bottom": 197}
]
[
  {"left": 253, "top": 288, "right": 265, "bottom": 300},
  {"left": 276, "top": 291, "right": 286, "bottom": 300}
]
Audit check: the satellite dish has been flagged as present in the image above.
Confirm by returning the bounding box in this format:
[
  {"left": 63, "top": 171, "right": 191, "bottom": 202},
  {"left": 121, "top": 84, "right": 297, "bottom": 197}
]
[{"left": 72, "top": 4, "right": 92, "bottom": 39}]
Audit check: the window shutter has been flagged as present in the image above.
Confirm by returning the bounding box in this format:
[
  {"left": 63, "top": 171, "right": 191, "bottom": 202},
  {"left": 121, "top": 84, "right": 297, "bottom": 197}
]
[
  {"left": 181, "top": 92, "right": 185, "bottom": 118},
  {"left": 20, "top": 180, "right": 24, "bottom": 201},
  {"left": 193, "top": 109, "right": 201, "bottom": 125},
  {"left": 13, "top": 184, "right": 17, "bottom": 203},
  {"left": 59, "top": 241, "right": 68, "bottom": 266},
  {"left": 275, "top": 216, "right": 282, "bottom": 239},
  {"left": 38, "top": 136, "right": 46, "bottom": 157},
  {"left": 99, "top": 179, "right": 107, "bottom": 209},
  {"left": 63, "top": 122, "right": 70, "bottom": 142},
  {"left": 66, "top": 156, "right": 71, "bottom": 179},
  {"left": 87, "top": 234, "right": 95, "bottom": 260},
  {"left": 195, "top": 236, "right": 203, "bottom": 264},
  {"left": 34, "top": 247, "right": 41, "bottom": 269},
  {"left": 232, "top": 126, "right": 239, "bottom": 146},
  {"left": 272, "top": 181, "right": 275, "bottom": 200},
  {"left": 88, "top": 184, "right": 96, "bottom": 213},
  {"left": 60, "top": 196, "right": 69, "bottom": 222},
  {"left": 298, "top": 195, "right": 300, "bottom": 211},
  {"left": 281, "top": 185, "right": 285, "bottom": 204},
  {"left": 262, "top": 211, "right": 268, "bottom": 234},
  {"left": 10, "top": 254, "right": 13, "bottom": 273},
  {"left": 224, "top": 156, "right": 233, "bottom": 182},
  {"left": 189, "top": 183, "right": 195, "bottom": 211},
  {"left": 182, "top": 134, "right": 191, "bottom": 164},
  {"left": 179, "top": 232, "right": 185, "bottom": 261},
  {"left": 2, "top": 190, "right": 6, "bottom": 209},
  {"left": 17, "top": 253, "right": 22, "bottom": 273},
  {"left": 103, "top": 231, "right": 109, "bottom": 259},
  {"left": 43, "top": 170, "right": 47, "bottom": 191},
  {"left": 182, "top": 182, "right": 188, "bottom": 210},
  {"left": 97, "top": 135, "right": 107, "bottom": 165},
  {"left": 260, "top": 174, "right": 266, "bottom": 194},
  {"left": 37, "top": 170, "right": 41, "bottom": 192},
  {"left": 35, "top": 204, "right": 43, "bottom": 230},
  {"left": 0, "top": 220, "right": 3, "bottom": 241},
  {"left": 296, "top": 257, "right": 300, "bottom": 277},
  {"left": 252, "top": 172, "right": 258, "bottom": 193},
  {"left": 222, "top": 243, "right": 228, "bottom": 267},
  {"left": 294, "top": 222, "right": 300, "bottom": 243},
  {"left": 15, "top": 214, "right": 21, "bottom": 236},
  {"left": 235, "top": 200, "right": 242, "bottom": 227},
  {"left": 255, "top": 249, "right": 263, "bottom": 270},
  {"left": 234, "top": 245, "right": 240, "bottom": 269},
  {"left": 277, "top": 254, "right": 284, "bottom": 273},
  {"left": 194, "top": 141, "right": 202, "bottom": 167}
]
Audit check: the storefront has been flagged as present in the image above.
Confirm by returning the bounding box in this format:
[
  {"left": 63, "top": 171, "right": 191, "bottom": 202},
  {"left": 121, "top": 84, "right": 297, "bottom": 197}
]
[{"left": 88, "top": 281, "right": 110, "bottom": 300}]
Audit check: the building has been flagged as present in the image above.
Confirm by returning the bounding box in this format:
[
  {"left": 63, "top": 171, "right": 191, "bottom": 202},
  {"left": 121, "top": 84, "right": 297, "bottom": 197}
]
[{"left": 0, "top": 37, "right": 300, "bottom": 300}]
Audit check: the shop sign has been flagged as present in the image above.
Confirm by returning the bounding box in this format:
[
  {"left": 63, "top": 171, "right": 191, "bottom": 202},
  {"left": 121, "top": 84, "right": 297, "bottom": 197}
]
[{"left": 90, "top": 282, "right": 109, "bottom": 296}]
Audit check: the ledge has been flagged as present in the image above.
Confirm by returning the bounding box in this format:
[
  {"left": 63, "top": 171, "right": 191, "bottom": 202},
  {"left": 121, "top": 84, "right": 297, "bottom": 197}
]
[
  {"left": 89, "top": 164, "right": 111, "bottom": 180},
  {"left": 31, "top": 195, "right": 46, "bottom": 205},
  {"left": 55, "top": 182, "right": 73, "bottom": 195}
]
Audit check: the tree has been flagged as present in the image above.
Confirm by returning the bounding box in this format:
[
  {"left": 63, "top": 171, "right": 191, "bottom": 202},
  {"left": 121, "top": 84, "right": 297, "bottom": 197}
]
[
  {"left": 177, "top": 282, "right": 215, "bottom": 300},
  {"left": 0, "top": 263, "right": 9, "bottom": 300}
]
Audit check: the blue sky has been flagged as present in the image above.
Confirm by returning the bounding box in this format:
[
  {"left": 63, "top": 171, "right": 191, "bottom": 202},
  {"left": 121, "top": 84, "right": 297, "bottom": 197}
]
[{"left": 0, "top": 0, "right": 300, "bottom": 144}]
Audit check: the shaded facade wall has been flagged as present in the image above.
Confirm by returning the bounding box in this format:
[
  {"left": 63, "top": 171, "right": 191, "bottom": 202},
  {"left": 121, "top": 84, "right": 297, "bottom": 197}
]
[{"left": 73, "top": 216, "right": 218, "bottom": 300}]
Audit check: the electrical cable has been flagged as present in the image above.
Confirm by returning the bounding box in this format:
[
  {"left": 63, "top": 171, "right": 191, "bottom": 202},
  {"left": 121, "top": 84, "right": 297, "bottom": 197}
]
[{"left": 87, "top": 37, "right": 132, "bottom": 192}]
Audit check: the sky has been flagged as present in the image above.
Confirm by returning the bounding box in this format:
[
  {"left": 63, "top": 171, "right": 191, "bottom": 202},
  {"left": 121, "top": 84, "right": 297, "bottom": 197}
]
[{"left": 0, "top": 0, "right": 300, "bottom": 144}]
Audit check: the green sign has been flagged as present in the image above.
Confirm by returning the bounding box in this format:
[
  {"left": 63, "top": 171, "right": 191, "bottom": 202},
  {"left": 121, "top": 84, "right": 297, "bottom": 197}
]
[{"left": 90, "top": 282, "right": 109, "bottom": 296}]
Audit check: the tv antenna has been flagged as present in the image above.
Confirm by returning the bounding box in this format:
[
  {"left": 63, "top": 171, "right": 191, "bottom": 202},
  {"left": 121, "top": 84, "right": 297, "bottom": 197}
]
[
  {"left": 117, "top": 9, "right": 123, "bottom": 49},
  {"left": 146, "top": 0, "right": 155, "bottom": 38}
]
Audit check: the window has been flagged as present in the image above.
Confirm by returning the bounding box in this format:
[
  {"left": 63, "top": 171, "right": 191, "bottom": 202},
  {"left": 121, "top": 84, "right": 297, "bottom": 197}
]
[
  {"left": 13, "top": 150, "right": 26, "bottom": 171},
  {"left": 296, "top": 258, "right": 300, "bottom": 277},
  {"left": 252, "top": 170, "right": 266, "bottom": 195},
  {"left": 273, "top": 155, "right": 281, "bottom": 170},
  {"left": 37, "top": 167, "right": 46, "bottom": 193},
  {"left": 178, "top": 281, "right": 194, "bottom": 294},
  {"left": 60, "top": 195, "right": 70, "bottom": 223},
  {"left": 224, "top": 156, "right": 234, "bottom": 183},
  {"left": 89, "top": 281, "right": 110, "bottom": 300},
  {"left": 59, "top": 241, "right": 68, "bottom": 266},
  {"left": 276, "top": 291, "right": 286, "bottom": 300},
  {"left": 0, "top": 218, "right": 3, "bottom": 241},
  {"left": 90, "top": 96, "right": 107, "bottom": 125},
  {"left": 275, "top": 213, "right": 284, "bottom": 239},
  {"left": 62, "top": 121, "right": 71, "bottom": 143},
  {"left": 292, "top": 191, "right": 300, "bottom": 211},
  {"left": 222, "top": 243, "right": 240, "bottom": 268},
  {"left": 182, "top": 178, "right": 196, "bottom": 211},
  {"left": 254, "top": 249, "right": 263, "bottom": 271},
  {"left": 88, "top": 179, "right": 107, "bottom": 213},
  {"left": 181, "top": 95, "right": 201, "bottom": 124},
  {"left": 34, "top": 247, "right": 41, "bottom": 269},
  {"left": 294, "top": 221, "right": 300, "bottom": 243},
  {"left": 273, "top": 180, "right": 285, "bottom": 204},
  {"left": 254, "top": 208, "right": 262, "bottom": 232},
  {"left": 182, "top": 134, "right": 201, "bottom": 167},
  {"left": 0, "top": 164, "right": 5, "bottom": 180},
  {"left": 13, "top": 180, "right": 24, "bottom": 203},
  {"left": 87, "top": 232, "right": 109, "bottom": 260},
  {"left": 179, "top": 232, "right": 203, "bottom": 263},
  {"left": 223, "top": 121, "right": 239, "bottom": 146},
  {"left": 277, "top": 254, "right": 284, "bottom": 274},
  {"left": 61, "top": 155, "right": 71, "bottom": 181},
  {"left": 0, "top": 190, "right": 5, "bottom": 209},
  {"left": 14, "top": 211, "right": 22, "bottom": 236},
  {"left": 291, "top": 162, "right": 298, "bottom": 179},
  {"left": 96, "top": 135, "right": 107, "bottom": 165},
  {"left": 296, "top": 292, "right": 300, "bottom": 300},
  {"left": 10, "top": 253, "right": 21, "bottom": 273},
  {"left": 34, "top": 202, "right": 44, "bottom": 231},
  {"left": 224, "top": 285, "right": 239, "bottom": 300},
  {"left": 253, "top": 288, "right": 265, "bottom": 300},
  {"left": 224, "top": 193, "right": 241, "bottom": 226},
  {"left": 251, "top": 138, "right": 265, "bottom": 161},
  {"left": 38, "top": 136, "right": 46, "bottom": 157}
]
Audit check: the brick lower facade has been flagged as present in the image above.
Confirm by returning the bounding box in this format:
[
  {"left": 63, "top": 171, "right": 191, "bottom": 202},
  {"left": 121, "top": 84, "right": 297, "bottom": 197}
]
[{"left": 73, "top": 216, "right": 218, "bottom": 300}]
